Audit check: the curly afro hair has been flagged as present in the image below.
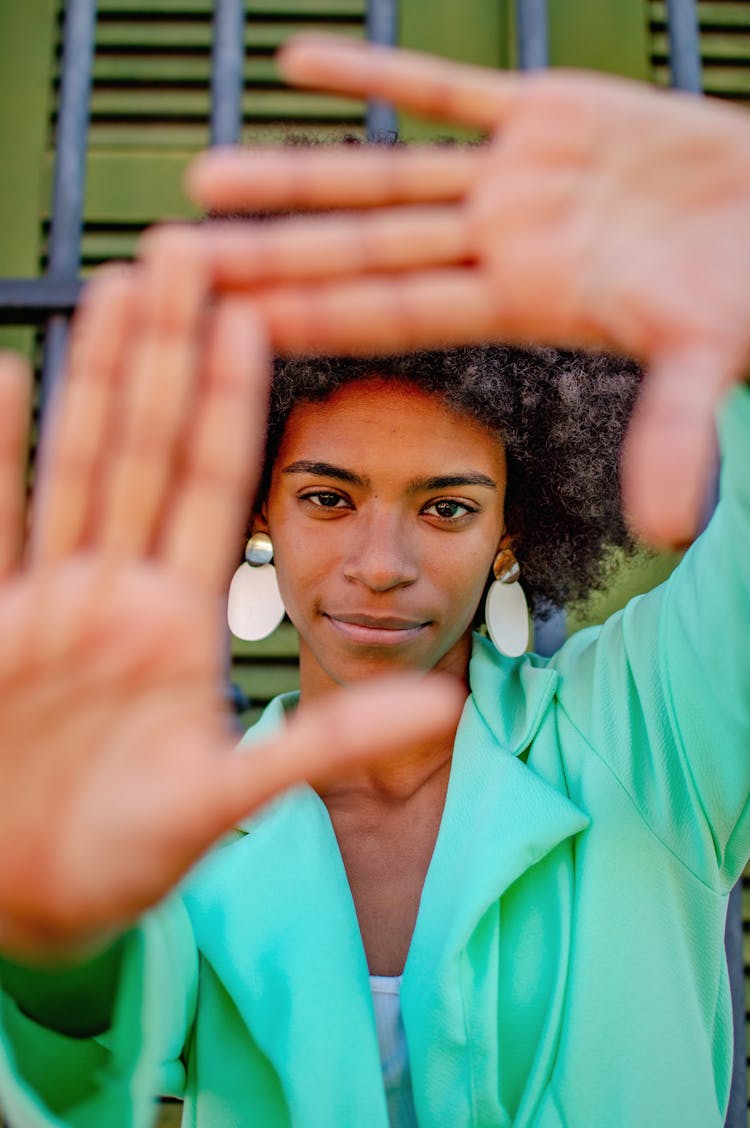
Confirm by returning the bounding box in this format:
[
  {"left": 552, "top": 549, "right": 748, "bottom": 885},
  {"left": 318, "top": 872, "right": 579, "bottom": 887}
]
[{"left": 263, "top": 346, "right": 644, "bottom": 619}]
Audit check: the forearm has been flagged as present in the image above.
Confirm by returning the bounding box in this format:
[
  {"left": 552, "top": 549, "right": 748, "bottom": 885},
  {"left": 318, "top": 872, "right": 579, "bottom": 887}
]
[
  {"left": 0, "top": 902, "right": 196, "bottom": 1128},
  {"left": 556, "top": 384, "right": 750, "bottom": 887}
]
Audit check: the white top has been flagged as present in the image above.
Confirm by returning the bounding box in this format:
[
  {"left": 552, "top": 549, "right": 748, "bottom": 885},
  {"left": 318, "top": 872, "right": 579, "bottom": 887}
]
[{"left": 369, "top": 975, "right": 418, "bottom": 1127}]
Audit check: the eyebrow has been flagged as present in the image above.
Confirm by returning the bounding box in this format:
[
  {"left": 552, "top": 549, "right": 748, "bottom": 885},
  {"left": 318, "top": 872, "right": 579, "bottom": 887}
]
[
  {"left": 281, "top": 461, "right": 497, "bottom": 492},
  {"left": 408, "top": 473, "right": 498, "bottom": 492},
  {"left": 282, "top": 460, "right": 369, "bottom": 487}
]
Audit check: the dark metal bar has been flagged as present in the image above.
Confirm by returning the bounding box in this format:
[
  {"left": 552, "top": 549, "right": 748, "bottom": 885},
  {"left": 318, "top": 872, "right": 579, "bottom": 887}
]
[
  {"left": 723, "top": 882, "right": 746, "bottom": 1128},
  {"left": 516, "top": 0, "right": 549, "bottom": 71},
  {"left": 211, "top": 0, "right": 249, "bottom": 714},
  {"left": 41, "top": 0, "right": 97, "bottom": 410},
  {"left": 665, "top": 0, "right": 702, "bottom": 94},
  {"left": 690, "top": 306, "right": 745, "bottom": 1128},
  {"left": 228, "top": 682, "right": 252, "bottom": 717},
  {"left": 366, "top": 0, "right": 398, "bottom": 141},
  {"left": 516, "top": 0, "right": 557, "bottom": 651},
  {"left": 533, "top": 608, "right": 566, "bottom": 657},
  {"left": 695, "top": 406, "right": 746, "bottom": 1128},
  {"left": 42, "top": 316, "right": 70, "bottom": 407},
  {"left": 210, "top": 0, "right": 246, "bottom": 146},
  {"left": 0, "top": 279, "right": 83, "bottom": 324}
]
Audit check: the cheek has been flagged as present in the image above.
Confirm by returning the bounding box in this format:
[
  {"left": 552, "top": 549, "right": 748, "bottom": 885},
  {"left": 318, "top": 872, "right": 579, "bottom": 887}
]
[
  {"left": 448, "top": 539, "right": 496, "bottom": 593},
  {"left": 270, "top": 531, "right": 333, "bottom": 616},
  {"left": 424, "top": 552, "right": 494, "bottom": 633},
  {"left": 457, "top": 548, "right": 499, "bottom": 623},
  {"left": 458, "top": 570, "right": 493, "bottom": 624}
]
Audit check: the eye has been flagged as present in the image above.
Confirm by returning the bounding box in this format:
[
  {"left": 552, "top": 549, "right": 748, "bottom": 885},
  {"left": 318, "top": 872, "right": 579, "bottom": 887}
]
[
  {"left": 422, "top": 498, "right": 478, "bottom": 522},
  {"left": 299, "top": 489, "right": 352, "bottom": 511}
]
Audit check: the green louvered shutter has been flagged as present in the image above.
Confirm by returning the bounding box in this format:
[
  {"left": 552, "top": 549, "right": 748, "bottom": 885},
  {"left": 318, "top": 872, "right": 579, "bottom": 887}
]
[
  {"left": 649, "top": 1, "right": 750, "bottom": 103},
  {"left": 72, "top": 2, "right": 373, "bottom": 722},
  {"left": 77, "top": 0, "right": 369, "bottom": 266}
]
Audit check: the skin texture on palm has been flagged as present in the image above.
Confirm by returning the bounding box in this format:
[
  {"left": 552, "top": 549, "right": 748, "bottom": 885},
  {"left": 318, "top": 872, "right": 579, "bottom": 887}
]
[
  {"left": 0, "top": 237, "right": 463, "bottom": 964},
  {"left": 185, "top": 35, "right": 750, "bottom": 548}
]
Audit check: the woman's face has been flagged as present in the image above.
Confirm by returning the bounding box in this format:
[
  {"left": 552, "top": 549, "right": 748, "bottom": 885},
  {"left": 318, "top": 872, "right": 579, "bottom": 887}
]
[{"left": 261, "top": 378, "right": 508, "bottom": 699}]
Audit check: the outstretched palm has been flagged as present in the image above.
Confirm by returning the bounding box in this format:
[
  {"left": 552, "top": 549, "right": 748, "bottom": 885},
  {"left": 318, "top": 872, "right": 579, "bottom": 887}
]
[
  {"left": 0, "top": 238, "right": 460, "bottom": 961},
  {"left": 187, "top": 36, "right": 750, "bottom": 546}
]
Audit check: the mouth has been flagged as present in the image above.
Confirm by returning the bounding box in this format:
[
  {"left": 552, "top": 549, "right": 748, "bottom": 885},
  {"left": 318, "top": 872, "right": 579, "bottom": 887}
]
[{"left": 323, "top": 612, "right": 430, "bottom": 646}]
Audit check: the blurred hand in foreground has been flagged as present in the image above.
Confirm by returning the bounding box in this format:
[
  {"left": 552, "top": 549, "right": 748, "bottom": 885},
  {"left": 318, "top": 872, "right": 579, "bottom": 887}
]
[
  {"left": 186, "top": 35, "right": 750, "bottom": 547},
  {"left": 0, "top": 232, "right": 462, "bottom": 963}
]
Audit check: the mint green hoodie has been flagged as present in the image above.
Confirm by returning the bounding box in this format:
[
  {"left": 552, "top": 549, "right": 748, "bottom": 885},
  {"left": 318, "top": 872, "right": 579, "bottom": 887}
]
[{"left": 1, "top": 388, "right": 749, "bottom": 1128}]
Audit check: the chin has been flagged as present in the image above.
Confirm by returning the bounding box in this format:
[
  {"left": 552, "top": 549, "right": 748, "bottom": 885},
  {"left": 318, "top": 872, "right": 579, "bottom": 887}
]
[
  {"left": 318, "top": 641, "right": 442, "bottom": 688},
  {"left": 337, "top": 652, "right": 431, "bottom": 683}
]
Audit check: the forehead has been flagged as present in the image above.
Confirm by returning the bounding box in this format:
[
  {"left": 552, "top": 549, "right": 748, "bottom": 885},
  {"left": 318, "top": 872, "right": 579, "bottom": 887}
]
[{"left": 275, "top": 378, "right": 507, "bottom": 476}]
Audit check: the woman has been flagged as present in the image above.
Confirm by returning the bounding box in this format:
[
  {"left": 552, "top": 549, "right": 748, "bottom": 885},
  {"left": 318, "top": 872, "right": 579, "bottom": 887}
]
[{"left": 0, "top": 40, "right": 749, "bottom": 1128}]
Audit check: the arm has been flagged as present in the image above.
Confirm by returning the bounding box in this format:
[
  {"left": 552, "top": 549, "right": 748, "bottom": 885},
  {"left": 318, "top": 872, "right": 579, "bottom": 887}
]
[
  {"left": 554, "top": 383, "right": 750, "bottom": 890},
  {"left": 0, "top": 248, "right": 460, "bottom": 965},
  {"left": 0, "top": 902, "right": 197, "bottom": 1128},
  {"left": 0, "top": 243, "right": 461, "bottom": 1122}
]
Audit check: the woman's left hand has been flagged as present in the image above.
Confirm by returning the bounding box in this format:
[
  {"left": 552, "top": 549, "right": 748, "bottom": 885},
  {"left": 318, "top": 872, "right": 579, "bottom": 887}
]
[{"left": 185, "top": 35, "right": 750, "bottom": 548}]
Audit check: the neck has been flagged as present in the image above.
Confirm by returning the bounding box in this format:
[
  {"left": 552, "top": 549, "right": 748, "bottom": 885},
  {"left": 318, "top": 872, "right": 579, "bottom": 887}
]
[
  {"left": 314, "top": 730, "right": 456, "bottom": 806},
  {"left": 296, "top": 638, "right": 470, "bottom": 802}
]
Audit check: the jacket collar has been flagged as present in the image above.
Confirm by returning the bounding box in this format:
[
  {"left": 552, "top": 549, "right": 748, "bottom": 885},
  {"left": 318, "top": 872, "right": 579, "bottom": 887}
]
[
  {"left": 235, "top": 630, "right": 559, "bottom": 766},
  {"left": 468, "top": 632, "right": 559, "bottom": 757},
  {"left": 187, "top": 636, "right": 588, "bottom": 1124},
  {"left": 400, "top": 671, "right": 588, "bottom": 1125}
]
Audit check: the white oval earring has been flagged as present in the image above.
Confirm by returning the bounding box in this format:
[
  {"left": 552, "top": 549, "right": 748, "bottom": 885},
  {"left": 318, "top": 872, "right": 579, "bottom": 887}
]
[
  {"left": 484, "top": 546, "right": 529, "bottom": 658},
  {"left": 227, "top": 532, "right": 286, "bottom": 642}
]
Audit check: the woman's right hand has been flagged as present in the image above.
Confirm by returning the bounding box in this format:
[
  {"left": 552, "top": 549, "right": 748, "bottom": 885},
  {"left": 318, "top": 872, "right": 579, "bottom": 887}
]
[{"left": 0, "top": 232, "right": 463, "bottom": 964}]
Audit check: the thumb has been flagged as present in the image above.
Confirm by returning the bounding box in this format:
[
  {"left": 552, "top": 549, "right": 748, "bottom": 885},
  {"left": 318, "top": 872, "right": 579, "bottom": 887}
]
[{"left": 218, "top": 673, "right": 466, "bottom": 825}]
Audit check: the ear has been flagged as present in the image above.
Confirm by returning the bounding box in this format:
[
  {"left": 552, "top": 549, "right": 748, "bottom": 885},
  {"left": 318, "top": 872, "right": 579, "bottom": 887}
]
[
  {"left": 491, "top": 531, "right": 521, "bottom": 586},
  {"left": 251, "top": 502, "right": 270, "bottom": 535},
  {"left": 496, "top": 529, "right": 515, "bottom": 554}
]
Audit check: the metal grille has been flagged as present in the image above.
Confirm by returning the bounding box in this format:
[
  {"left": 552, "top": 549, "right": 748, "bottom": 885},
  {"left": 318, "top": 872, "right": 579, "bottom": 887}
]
[{"left": 651, "top": 0, "right": 750, "bottom": 102}]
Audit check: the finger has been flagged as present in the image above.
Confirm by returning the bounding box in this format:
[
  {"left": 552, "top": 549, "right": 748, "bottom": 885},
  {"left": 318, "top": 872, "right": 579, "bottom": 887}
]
[
  {"left": 161, "top": 298, "right": 271, "bottom": 593},
  {"left": 218, "top": 674, "right": 466, "bottom": 825},
  {"left": 253, "top": 267, "right": 497, "bottom": 354},
  {"left": 278, "top": 34, "right": 519, "bottom": 131},
  {"left": 31, "top": 267, "right": 138, "bottom": 565},
  {"left": 0, "top": 353, "right": 31, "bottom": 577},
  {"left": 621, "top": 344, "right": 732, "bottom": 547},
  {"left": 187, "top": 145, "right": 483, "bottom": 212},
  {"left": 97, "top": 229, "right": 209, "bottom": 557},
  {"left": 203, "top": 206, "right": 473, "bottom": 287}
]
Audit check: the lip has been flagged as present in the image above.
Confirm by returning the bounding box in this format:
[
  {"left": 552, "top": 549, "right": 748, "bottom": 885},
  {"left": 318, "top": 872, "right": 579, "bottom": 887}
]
[{"left": 324, "top": 612, "right": 430, "bottom": 645}]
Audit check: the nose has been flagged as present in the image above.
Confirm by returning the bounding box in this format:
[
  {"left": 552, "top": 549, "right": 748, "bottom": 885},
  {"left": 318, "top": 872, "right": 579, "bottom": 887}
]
[{"left": 343, "top": 508, "right": 418, "bottom": 592}]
